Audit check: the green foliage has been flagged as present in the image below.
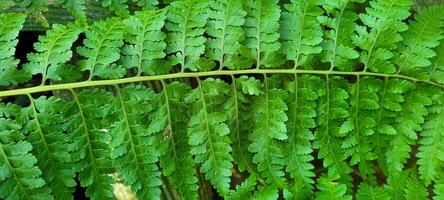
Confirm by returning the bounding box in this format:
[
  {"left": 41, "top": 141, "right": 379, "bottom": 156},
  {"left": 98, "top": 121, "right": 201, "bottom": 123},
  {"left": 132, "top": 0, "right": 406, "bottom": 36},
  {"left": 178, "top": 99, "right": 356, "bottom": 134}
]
[
  {"left": 157, "top": 81, "right": 199, "bottom": 199},
  {"left": 319, "top": 0, "right": 362, "bottom": 71},
  {"left": 0, "top": 103, "right": 53, "bottom": 200},
  {"left": 56, "top": 0, "right": 86, "bottom": 19},
  {"left": 165, "top": 0, "right": 211, "bottom": 72},
  {"left": 280, "top": 0, "right": 324, "bottom": 69},
  {"left": 185, "top": 78, "right": 233, "bottom": 195},
  {"left": 121, "top": 9, "right": 167, "bottom": 75},
  {"left": 3, "top": 1, "right": 444, "bottom": 199},
  {"left": 357, "top": 183, "right": 390, "bottom": 200},
  {"left": 25, "top": 22, "right": 84, "bottom": 85},
  {"left": 65, "top": 89, "right": 115, "bottom": 200},
  {"left": 417, "top": 90, "right": 444, "bottom": 185},
  {"left": 0, "top": 13, "right": 28, "bottom": 86},
  {"left": 248, "top": 75, "right": 288, "bottom": 186},
  {"left": 206, "top": 0, "right": 247, "bottom": 70},
  {"left": 354, "top": 0, "right": 412, "bottom": 73},
  {"left": 110, "top": 85, "right": 161, "bottom": 199},
  {"left": 21, "top": 96, "right": 76, "bottom": 199},
  {"left": 315, "top": 175, "right": 352, "bottom": 200},
  {"left": 77, "top": 17, "right": 125, "bottom": 80},
  {"left": 243, "top": 0, "right": 281, "bottom": 68},
  {"left": 395, "top": 5, "right": 444, "bottom": 79},
  {"left": 431, "top": 40, "right": 444, "bottom": 84},
  {"left": 283, "top": 75, "right": 321, "bottom": 198}
]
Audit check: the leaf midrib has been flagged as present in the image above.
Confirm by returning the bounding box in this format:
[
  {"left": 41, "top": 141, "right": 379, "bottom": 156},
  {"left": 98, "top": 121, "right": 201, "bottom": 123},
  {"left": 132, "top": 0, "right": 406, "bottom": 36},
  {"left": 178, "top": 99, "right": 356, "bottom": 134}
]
[{"left": 1, "top": 69, "right": 443, "bottom": 98}]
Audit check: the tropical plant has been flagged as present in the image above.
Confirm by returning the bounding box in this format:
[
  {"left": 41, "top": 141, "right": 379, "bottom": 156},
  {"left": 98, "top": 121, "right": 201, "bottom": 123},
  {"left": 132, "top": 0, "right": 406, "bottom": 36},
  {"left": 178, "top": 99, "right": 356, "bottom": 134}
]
[{"left": 1, "top": 0, "right": 444, "bottom": 199}]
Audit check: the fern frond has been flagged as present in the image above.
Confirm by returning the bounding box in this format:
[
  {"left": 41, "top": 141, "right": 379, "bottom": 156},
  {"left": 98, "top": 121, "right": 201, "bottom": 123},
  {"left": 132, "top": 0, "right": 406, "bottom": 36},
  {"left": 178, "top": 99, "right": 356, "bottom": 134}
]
[
  {"left": 226, "top": 76, "right": 261, "bottom": 174},
  {"left": 404, "top": 170, "right": 429, "bottom": 199},
  {"left": 185, "top": 78, "right": 233, "bottom": 195},
  {"left": 165, "top": 0, "right": 211, "bottom": 72},
  {"left": 243, "top": 0, "right": 281, "bottom": 68},
  {"left": 251, "top": 185, "right": 279, "bottom": 200},
  {"left": 280, "top": 0, "right": 324, "bottom": 69},
  {"left": 318, "top": 0, "right": 362, "bottom": 71},
  {"left": 158, "top": 81, "right": 198, "bottom": 199},
  {"left": 386, "top": 171, "right": 410, "bottom": 199},
  {"left": 56, "top": 0, "right": 86, "bottom": 19},
  {"left": 354, "top": 0, "right": 412, "bottom": 73},
  {"left": 395, "top": 5, "right": 444, "bottom": 79},
  {"left": 21, "top": 96, "right": 76, "bottom": 199},
  {"left": 110, "top": 85, "right": 162, "bottom": 199},
  {"left": 314, "top": 76, "right": 351, "bottom": 179},
  {"left": 0, "top": 13, "right": 28, "bottom": 86},
  {"left": 121, "top": 9, "right": 167, "bottom": 76},
  {"left": 248, "top": 75, "right": 288, "bottom": 186},
  {"left": 435, "top": 174, "right": 444, "bottom": 200},
  {"left": 101, "top": 0, "right": 130, "bottom": 17},
  {"left": 24, "top": 22, "right": 83, "bottom": 85},
  {"left": 356, "top": 183, "right": 390, "bottom": 200},
  {"left": 386, "top": 85, "right": 432, "bottom": 173},
  {"left": 225, "top": 175, "right": 257, "bottom": 200},
  {"left": 341, "top": 76, "right": 381, "bottom": 177},
  {"left": 77, "top": 17, "right": 125, "bottom": 80},
  {"left": 63, "top": 89, "right": 115, "bottom": 200},
  {"left": 430, "top": 37, "right": 444, "bottom": 84},
  {"left": 417, "top": 90, "right": 444, "bottom": 185},
  {"left": 283, "top": 74, "right": 321, "bottom": 198},
  {"left": 206, "top": 0, "right": 247, "bottom": 70},
  {"left": 315, "top": 175, "right": 352, "bottom": 200},
  {"left": 373, "top": 79, "right": 412, "bottom": 170},
  {"left": 0, "top": 103, "right": 54, "bottom": 200},
  {"left": 132, "top": 0, "right": 159, "bottom": 8}
]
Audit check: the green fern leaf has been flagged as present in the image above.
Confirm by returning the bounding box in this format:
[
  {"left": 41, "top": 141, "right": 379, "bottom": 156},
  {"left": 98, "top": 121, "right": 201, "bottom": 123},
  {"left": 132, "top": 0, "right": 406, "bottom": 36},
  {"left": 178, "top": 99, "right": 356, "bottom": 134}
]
[
  {"left": 385, "top": 170, "right": 409, "bottom": 200},
  {"left": 165, "top": 0, "right": 211, "bottom": 72},
  {"left": 110, "top": 85, "right": 162, "bottom": 199},
  {"left": 21, "top": 96, "right": 76, "bottom": 199},
  {"left": 226, "top": 76, "right": 261, "bottom": 174},
  {"left": 157, "top": 81, "right": 199, "bottom": 199},
  {"left": 283, "top": 75, "right": 321, "bottom": 198},
  {"left": 63, "top": 89, "right": 115, "bottom": 200},
  {"left": 314, "top": 76, "right": 351, "bottom": 180},
  {"left": 395, "top": 5, "right": 444, "bottom": 79},
  {"left": 0, "top": 103, "right": 54, "bottom": 200},
  {"left": 430, "top": 40, "right": 444, "bottom": 84},
  {"left": 404, "top": 170, "right": 429, "bottom": 200},
  {"left": 386, "top": 85, "right": 432, "bottom": 173},
  {"left": 315, "top": 175, "right": 352, "bottom": 200},
  {"left": 225, "top": 175, "right": 257, "bottom": 200},
  {"left": 0, "top": 13, "right": 28, "bottom": 86},
  {"left": 121, "top": 9, "right": 167, "bottom": 76},
  {"left": 280, "top": 0, "right": 324, "bottom": 69},
  {"left": 77, "top": 17, "right": 125, "bottom": 80},
  {"left": 373, "top": 79, "right": 412, "bottom": 170},
  {"left": 56, "top": 0, "right": 86, "bottom": 18},
  {"left": 101, "top": 0, "right": 129, "bottom": 17},
  {"left": 251, "top": 185, "right": 279, "bottom": 200},
  {"left": 185, "top": 78, "right": 233, "bottom": 195},
  {"left": 132, "top": 0, "right": 159, "bottom": 8},
  {"left": 318, "top": 0, "right": 362, "bottom": 71},
  {"left": 341, "top": 77, "right": 381, "bottom": 177},
  {"left": 435, "top": 174, "right": 444, "bottom": 200},
  {"left": 0, "top": 1, "right": 15, "bottom": 9},
  {"left": 243, "top": 0, "right": 281, "bottom": 68},
  {"left": 206, "top": 0, "right": 247, "bottom": 70},
  {"left": 354, "top": 0, "right": 412, "bottom": 73},
  {"left": 357, "top": 183, "right": 390, "bottom": 200},
  {"left": 24, "top": 22, "right": 83, "bottom": 85},
  {"left": 417, "top": 90, "right": 444, "bottom": 185},
  {"left": 248, "top": 75, "right": 288, "bottom": 186}
]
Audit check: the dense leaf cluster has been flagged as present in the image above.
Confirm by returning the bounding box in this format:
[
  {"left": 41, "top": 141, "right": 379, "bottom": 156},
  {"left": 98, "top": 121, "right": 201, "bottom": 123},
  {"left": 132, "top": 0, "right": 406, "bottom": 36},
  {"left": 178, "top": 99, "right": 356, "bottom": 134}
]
[{"left": 1, "top": 0, "right": 444, "bottom": 199}]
